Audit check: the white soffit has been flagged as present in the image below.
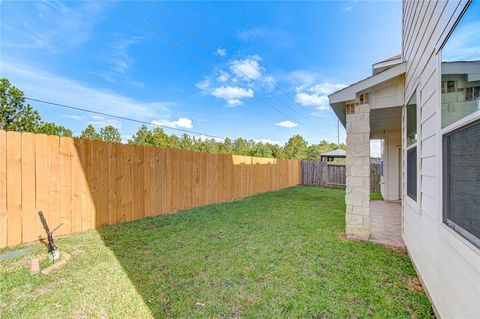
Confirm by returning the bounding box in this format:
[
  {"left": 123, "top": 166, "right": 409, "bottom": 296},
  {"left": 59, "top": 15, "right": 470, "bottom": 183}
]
[{"left": 328, "top": 62, "right": 406, "bottom": 104}]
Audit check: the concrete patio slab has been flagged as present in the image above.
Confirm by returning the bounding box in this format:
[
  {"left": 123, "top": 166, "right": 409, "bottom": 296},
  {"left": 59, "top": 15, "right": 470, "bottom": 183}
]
[{"left": 370, "top": 201, "right": 404, "bottom": 247}]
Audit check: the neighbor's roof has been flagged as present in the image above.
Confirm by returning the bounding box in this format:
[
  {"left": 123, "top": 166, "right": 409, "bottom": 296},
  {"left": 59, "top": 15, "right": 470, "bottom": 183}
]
[
  {"left": 328, "top": 62, "right": 406, "bottom": 104},
  {"left": 320, "top": 149, "right": 346, "bottom": 158}
]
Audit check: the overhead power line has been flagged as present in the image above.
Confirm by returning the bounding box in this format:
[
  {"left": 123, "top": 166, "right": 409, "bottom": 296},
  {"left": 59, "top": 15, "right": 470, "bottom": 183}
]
[
  {"left": 175, "top": 0, "right": 319, "bottom": 125},
  {"left": 250, "top": 28, "right": 304, "bottom": 87},
  {"left": 115, "top": 0, "right": 324, "bottom": 134},
  {"left": 20, "top": 96, "right": 225, "bottom": 140}
]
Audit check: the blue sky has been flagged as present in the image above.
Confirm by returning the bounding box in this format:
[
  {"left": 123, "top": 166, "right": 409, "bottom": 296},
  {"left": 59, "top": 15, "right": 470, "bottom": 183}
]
[{"left": 0, "top": 0, "right": 401, "bottom": 146}]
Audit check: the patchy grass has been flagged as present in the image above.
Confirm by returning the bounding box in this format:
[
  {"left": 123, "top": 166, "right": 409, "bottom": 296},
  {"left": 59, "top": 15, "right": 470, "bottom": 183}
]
[
  {"left": 370, "top": 192, "right": 384, "bottom": 201},
  {"left": 0, "top": 186, "right": 433, "bottom": 318}
]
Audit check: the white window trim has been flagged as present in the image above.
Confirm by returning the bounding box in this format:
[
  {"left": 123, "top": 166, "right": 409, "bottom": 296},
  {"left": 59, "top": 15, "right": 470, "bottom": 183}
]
[
  {"left": 404, "top": 88, "right": 420, "bottom": 212},
  {"left": 438, "top": 48, "right": 480, "bottom": 252}
]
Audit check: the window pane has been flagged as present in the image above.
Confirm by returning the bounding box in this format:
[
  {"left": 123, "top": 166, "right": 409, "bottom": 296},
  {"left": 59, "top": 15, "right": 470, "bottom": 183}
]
[
  {"left": 443, "top": 120, "right": 480, "bottom": 247},
  {"left": 441, "top": 1, "right": 480, "bottom": 128},
  {"left": 406, "top": 93, "right": 417, "bottom": 146},
  {"left": 407, "top": 147, "right": 417, "bottom": 201}
]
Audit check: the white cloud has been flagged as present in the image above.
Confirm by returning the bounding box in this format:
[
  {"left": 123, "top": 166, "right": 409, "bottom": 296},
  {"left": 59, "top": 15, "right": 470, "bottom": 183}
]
[
  {"left": 253, "top": 138, "right": 282, "bottom": 145},
  {"left": 236, "top": 27, "right": 294, "bottom": 49},
  {"left": 196, "top": 54, "right": 274, "bottom": 106},
  {"left": 342, "top": 0, "right": 359, "bottom": 12},
  {"left": 216, "top": 48, "right": 227, "bottom": 57},
  {"left": 63, "top": 114, "right": 86, "bottom": 120},
  {"left": 2, "top": 1, "right": 106, "bottom": 52},
  {"left": 211, "top": 86, "right": 254, "bottom": 106},
  {"left": 288, "top": 70, "right": 317, "bottom": 86},
  {"left": 151, "top": 117, "right": 193, "bottom": 129},
  {"left": 295, "top": 92, "right": 330, "bottom": 109},
  {"left": 92, "top": 35, "right": 146, "bottom": 84},
  {"left": 106, "top": 37, "right": 141, "bottom": 75},
  {"left": 230, "top": 55, "right": 262, "bottom": 80},
  {"left": 1, "top": 60, "right": 175, "bottom": 121},
  {"left": 217, "top": 73, "right": 229, "bottom": 82},
  {"left": 197, "top": 135, "right": 224, "bottom": 143},
  {"left": 89, "top": 116, "right": 122, "bottom": 129},
  {"left": 295, "top": 82, "right": 347, "bottom": 110},
  {"left": 196, "top": 77, "right": 212, "bottom": 91},
  {"left": 275, "top": 120, "right": 298, "bottom": 128},
  {"left": 309, "top": 83, "right": 347, "bottom": 95}
]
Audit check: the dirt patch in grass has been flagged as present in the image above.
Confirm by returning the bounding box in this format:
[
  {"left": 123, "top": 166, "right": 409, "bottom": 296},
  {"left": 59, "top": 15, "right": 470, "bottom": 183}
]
[
  {"left": 400, "top": 275, "right": 424, "bottom": 292},
  {"left": 384, "top": 245, "right": 408, "bottom": 254},
  {"left": 336, "top": 232, "right": 348, "bottom": 241}
]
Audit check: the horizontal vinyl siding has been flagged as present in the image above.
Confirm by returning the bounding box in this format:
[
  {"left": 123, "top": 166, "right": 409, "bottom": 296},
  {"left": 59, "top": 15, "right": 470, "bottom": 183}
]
[
  {"left": 402, "top": 1, "right": 480, "bottom": 318},
  {"left": 404, "top": 212, "right": 479, "bottom": 318}
]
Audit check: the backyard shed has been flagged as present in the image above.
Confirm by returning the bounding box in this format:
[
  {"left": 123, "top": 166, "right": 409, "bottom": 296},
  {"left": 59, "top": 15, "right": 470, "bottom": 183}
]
[{"left": 319, "top": 149, "right": 346, "bottom": 162}]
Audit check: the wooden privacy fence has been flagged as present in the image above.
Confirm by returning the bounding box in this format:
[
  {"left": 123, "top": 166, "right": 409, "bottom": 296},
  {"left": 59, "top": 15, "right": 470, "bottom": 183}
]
[
  {"left": 0, "top": 130, "right": 301, "bottom": 248},
  {"left": 301, "top": 161, "right": 346, "bottom": 188},
  {"left": 301, "top": 160, "right": 381, "bottom": 192}
]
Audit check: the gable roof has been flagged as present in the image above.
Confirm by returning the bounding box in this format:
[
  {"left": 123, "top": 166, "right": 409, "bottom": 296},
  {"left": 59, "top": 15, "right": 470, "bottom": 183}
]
[{"left": 329, "top": 62, "right": 406, "bottom": 104}]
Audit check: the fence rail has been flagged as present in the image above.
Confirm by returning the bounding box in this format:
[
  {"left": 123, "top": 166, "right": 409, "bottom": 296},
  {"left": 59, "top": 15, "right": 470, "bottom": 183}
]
[
  {"left": 0, "top": 130, "right": 301, "bottom": 248},
  {"left": 301, "top": 160, "right": 381, "bottom": 192}
]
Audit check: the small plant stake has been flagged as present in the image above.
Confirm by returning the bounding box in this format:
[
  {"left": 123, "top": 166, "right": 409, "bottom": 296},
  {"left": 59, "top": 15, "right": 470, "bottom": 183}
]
[
  {"left": 38, "top": 211, "right": 63, "bottom": 262},
  {"left": 30, "top": 212, "right": 71, "bottom": 275}
]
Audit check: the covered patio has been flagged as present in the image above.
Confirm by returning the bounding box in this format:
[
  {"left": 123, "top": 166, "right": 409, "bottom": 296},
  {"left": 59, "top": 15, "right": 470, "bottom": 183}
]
[
  {"left": 329, "top": 56, "right": 406, "bottom": 246},
  {"left": 370, "top": 200, "right": 404, "bottom": 247}
]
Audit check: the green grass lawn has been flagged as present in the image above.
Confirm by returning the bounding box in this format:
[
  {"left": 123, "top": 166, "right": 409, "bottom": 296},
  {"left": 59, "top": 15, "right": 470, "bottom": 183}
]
[
  {"left": 370, "top": 192, "right": 384, "bottom": 201},
  {"left": 0, "top": 186, "right": 432, "bottom": 318}
]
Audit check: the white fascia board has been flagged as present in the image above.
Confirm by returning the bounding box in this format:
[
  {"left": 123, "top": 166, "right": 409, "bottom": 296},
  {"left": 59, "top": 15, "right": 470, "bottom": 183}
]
[
  {"left": 328, "top": 62, "right": 406, "bottom": 104},
  {"left": 372, "top": 57, "right": 403, "bottom": 74}
]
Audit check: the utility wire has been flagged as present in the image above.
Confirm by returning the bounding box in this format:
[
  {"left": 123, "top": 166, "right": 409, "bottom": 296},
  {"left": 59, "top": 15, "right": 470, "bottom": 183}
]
[
  {"left": 150, "top": 0, "right": 322, "bottom": 132},
  {"left": 20, "top": 96, "right": 225, "bottom": 140},
  {"left": 250, "top": 28, "right": 304, "bottom": 88},
  {"left": 180, "top": 0, "right": 335, "bottom": 132},
  {"left": 115, "top": 0, "right": 323, "bottom": 133},
  {"left": 248, "top": 27, "right": 340, "bottom": 130},
  {"left": 176, "top": 0, "right": 320, "bottom": 125}
]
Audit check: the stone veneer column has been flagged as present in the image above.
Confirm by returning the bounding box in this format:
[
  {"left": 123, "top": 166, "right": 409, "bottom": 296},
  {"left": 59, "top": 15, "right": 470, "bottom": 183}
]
[{"left": 345, "top": 102, "right": 370, "bottom": 240}]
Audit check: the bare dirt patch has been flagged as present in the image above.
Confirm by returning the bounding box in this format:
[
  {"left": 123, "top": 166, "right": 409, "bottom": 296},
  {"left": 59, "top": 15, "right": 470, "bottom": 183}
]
[
  {"left": 336, "top": 232, "right": 348, "bottom": 241},
  {"left": 400, "top": 275, "right": 424, "bottom": 292},
  {"left": 384, "top": 245, "right": 407, "bottom": 254}
]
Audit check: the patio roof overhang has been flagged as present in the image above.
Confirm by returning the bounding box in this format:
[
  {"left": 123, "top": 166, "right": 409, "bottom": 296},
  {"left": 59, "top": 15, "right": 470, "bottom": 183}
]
[{"left": 328, "top": 62, "right": 406, "bottom": 128}]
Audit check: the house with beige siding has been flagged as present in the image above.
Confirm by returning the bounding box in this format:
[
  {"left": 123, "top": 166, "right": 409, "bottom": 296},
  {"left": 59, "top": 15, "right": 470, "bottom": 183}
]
[{"left": 328, "top": 1, "right": 480, "bottom": 318}]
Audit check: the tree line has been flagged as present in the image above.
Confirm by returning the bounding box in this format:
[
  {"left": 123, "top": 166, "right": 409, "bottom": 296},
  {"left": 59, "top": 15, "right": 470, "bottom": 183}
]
[{"left": 1, "top": 78, "right": 345, "bottom": 160}]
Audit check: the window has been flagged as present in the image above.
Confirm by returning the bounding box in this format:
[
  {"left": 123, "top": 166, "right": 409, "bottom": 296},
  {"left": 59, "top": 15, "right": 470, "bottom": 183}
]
[
  {"left": 441, "top": 2, "right": 480, "bottom": 128},
  {"left": 406, "top": 92, "right": 417, "bottom": 201},
  {"left": 407, "top": 147, "right": 417, "bottom": 200},
  {"left": 443, "top": 120, "right": 480, "bottom": 248},
  {"left": 446, "top": 80, "right": 456, "bottom": 93},
  {"left": 406, "top": 93, "right": 417, "bottom": 146},
  {"left": 441, "top": 1, "right": 480, "bottom": 248}
]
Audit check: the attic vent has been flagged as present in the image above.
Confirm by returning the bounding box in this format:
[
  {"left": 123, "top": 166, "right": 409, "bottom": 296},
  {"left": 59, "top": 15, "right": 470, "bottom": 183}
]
[
  {"left": 359, "top": 93, "right": 369, "bottom": 105},
  {"left": 346, "top": 103, "right": 356, "bottom": 115}
]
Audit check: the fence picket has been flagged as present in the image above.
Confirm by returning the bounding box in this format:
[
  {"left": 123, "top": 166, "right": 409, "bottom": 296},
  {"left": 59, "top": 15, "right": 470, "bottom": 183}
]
[
  {"left": 301, "top": 160, "right": 381, "bottom": 191},
  {"left": 0, "top": 131, "right": 6, "bottom": 248},
  {"left": 21, "top": 133, "right": 36, "bottom": 242},
  {"left": 1, "top": 130, "right": 302, "bottom": 247}
]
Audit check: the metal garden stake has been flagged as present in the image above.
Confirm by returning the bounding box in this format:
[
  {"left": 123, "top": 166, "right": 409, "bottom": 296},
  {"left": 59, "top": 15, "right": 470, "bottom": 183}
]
[{"left": 38, "top": 211, "right": 63, "bottom": 262}]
